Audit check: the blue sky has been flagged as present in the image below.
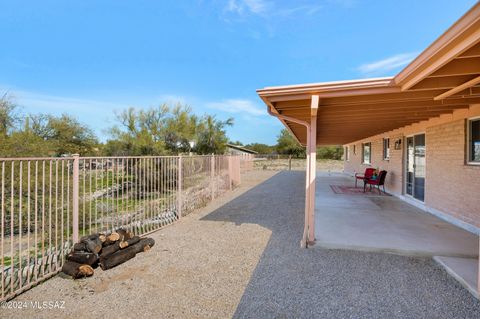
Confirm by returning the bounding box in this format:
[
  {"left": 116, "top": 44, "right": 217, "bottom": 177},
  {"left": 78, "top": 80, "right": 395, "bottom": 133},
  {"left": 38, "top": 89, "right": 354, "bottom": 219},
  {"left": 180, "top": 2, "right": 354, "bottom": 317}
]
[{"left": 0, "top": 0, "right": 477, "bottom": 145}]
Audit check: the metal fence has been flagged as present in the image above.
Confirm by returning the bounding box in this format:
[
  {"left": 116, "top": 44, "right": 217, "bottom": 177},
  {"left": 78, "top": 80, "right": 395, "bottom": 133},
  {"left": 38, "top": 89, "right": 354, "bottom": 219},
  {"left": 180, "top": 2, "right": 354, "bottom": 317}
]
[{"left": 0, "top": 154, "right": 242, "bottom": 301}]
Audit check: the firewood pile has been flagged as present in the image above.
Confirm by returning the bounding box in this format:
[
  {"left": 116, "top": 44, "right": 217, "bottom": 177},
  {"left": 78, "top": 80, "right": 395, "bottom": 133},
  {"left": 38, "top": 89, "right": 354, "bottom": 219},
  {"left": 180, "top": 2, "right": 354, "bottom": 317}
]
[{"left": 61, "top": 229, "right": 155, "bottom": 279}]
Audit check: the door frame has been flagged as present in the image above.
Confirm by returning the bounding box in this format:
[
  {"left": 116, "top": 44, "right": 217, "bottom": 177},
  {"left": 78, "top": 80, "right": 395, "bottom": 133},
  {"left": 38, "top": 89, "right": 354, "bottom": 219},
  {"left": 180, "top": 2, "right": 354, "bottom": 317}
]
[{"left": 403, "top": 132, "right": 426, "bottom": 203}]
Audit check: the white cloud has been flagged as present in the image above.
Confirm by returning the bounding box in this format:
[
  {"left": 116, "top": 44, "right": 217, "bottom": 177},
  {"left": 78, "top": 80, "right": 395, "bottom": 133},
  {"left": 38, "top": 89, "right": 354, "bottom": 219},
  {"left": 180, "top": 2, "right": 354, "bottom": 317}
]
[
  {"left": 206, "top": 99, "right": 266, "bottom": 116},
  {"left": 357, "top": 52, "right": 418, "bottom": 76},
  {"left": 276, "top": 5, "right": 322, "bottom": 17},
  {"left": 225, "top": 1, "right": 321, "bottom": 18},
  {"left": 0, "top": 89, "right": 126, "bottom": 113},
  {"left": 0, "top": 87, "right": 191, "bottom": 115},
  {"left": 226, "top": 0, "right": 269, "bottom": 15},
  {"left": 3, "top": 89, "right": 127, "bottom": 115}
]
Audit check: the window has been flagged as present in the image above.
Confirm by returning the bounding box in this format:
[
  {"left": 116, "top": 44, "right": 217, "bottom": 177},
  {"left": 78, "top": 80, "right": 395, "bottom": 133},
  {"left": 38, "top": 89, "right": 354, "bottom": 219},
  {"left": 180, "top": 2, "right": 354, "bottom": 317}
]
[
  {"left": 344, "top": 146, "right": 349, "bottom": 161},
  {"left": 362, "top": 143, "right": 371, "bottom": 164},
  {"left": 468, "top": 118, "right": 480, "bottom": 164},
  {"left": 383, "top": 138, "right": 390, "bottom": 160}
]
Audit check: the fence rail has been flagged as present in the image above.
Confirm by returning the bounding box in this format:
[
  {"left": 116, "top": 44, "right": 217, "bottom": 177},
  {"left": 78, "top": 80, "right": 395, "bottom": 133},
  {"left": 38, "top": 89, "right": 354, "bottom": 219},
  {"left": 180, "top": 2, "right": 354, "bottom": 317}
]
[{"left": 0, "top": 154, "right": 243, "bottom": 301}]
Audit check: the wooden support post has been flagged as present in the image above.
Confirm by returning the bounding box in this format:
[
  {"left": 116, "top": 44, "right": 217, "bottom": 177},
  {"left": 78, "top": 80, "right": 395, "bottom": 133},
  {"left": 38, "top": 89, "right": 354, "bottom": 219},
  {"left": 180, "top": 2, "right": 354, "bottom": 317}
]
[
  {"left": 308, "top": 95, "right": 319, "bottom": 244},
  {"left": 302, "top": 131, "right": 311, "bottom": 248},
  {"left": 308, "top": 116, "right": 317, "bottom": 243},
  {"left": 288, "top": 155, "right": 292, "bottom": 171}
]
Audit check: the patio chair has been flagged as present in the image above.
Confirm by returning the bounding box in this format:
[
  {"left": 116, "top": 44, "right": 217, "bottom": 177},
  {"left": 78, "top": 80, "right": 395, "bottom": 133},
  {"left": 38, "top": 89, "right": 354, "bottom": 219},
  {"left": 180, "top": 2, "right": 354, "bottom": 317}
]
[
  {"left": 364, "top": 170, "right": 387, "bottom": 194},
  {"left": 354, "top": 168, "right": 376, "bottom": 187}
]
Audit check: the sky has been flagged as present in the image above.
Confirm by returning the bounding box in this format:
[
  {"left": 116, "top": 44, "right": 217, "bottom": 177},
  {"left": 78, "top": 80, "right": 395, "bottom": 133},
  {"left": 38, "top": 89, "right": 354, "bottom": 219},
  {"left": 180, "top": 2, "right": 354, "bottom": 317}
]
[{"left": 0, "top": 0, "right": 477, "bottom": 145}]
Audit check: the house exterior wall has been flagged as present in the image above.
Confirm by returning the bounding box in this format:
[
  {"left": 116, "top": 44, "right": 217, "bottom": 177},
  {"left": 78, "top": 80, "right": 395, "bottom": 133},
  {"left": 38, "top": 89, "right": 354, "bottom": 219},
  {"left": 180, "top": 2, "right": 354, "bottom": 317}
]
[{"left": 343, "top": 105, "right": 480, "bottom": 230}]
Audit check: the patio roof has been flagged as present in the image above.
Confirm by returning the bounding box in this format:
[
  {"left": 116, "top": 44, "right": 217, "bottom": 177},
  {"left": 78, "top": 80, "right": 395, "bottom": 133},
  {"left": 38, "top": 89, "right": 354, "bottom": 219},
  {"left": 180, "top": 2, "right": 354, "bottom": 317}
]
[{"left": 257, "top": 2, "right": 480, "bottom": 145}]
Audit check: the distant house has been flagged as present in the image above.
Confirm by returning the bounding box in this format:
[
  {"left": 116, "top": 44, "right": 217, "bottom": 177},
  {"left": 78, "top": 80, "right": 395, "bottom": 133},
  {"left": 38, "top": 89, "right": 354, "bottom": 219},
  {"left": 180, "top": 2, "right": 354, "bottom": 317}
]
[{"left": 225, "top": 143, "right": 257, "bottom": 158}]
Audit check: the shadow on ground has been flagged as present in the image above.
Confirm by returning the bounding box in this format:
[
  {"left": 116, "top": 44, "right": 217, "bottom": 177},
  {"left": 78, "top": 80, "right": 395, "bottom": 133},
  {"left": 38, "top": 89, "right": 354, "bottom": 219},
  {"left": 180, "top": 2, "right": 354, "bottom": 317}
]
[{"left": 202, "top": 171, "right": 480, "bottom": 319}]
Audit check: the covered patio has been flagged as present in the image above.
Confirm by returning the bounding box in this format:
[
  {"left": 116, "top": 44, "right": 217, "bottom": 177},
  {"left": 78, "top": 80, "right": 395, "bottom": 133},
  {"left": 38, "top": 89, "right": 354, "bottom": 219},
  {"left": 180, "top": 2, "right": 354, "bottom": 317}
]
[
  {"left": 314, "top": 172, "right": 479, "bottom": 296},
  {"left": 257, "top": 3, "right": 480, "bottom": 298}
]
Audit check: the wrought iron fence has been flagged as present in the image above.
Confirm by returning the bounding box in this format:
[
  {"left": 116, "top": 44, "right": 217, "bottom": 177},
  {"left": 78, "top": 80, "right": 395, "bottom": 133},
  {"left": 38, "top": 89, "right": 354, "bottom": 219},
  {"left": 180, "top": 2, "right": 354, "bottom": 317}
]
[{"left": 0, "top": 154, "right": 243, "bottom": 301}]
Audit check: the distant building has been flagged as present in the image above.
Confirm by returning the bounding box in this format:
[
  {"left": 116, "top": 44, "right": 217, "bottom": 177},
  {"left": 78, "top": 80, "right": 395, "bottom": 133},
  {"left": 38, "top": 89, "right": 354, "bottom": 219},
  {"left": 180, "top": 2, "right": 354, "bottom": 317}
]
[{"left": 225, "top": 143, "right": 257, "bottom": 158}]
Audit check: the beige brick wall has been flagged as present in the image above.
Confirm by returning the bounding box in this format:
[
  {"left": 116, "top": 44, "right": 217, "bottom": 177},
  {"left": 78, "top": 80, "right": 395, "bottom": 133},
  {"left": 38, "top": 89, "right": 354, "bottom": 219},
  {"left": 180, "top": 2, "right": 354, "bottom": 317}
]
[
  {"left": 344, "top": 133, "right": 403, "bottom": 194},
  {"left": 343, "top": 105, "right": 480, "bottom": 228},
  {"left": 426, "top": 120, "right": 480, "bottom": 227}
]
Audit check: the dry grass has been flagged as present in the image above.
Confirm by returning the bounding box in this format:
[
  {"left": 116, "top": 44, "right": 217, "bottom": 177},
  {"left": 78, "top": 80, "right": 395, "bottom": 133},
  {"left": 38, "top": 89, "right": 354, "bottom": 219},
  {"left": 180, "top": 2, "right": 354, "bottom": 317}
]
[{"left": 253, "top": 158, "right": 343, "bottom": 172}]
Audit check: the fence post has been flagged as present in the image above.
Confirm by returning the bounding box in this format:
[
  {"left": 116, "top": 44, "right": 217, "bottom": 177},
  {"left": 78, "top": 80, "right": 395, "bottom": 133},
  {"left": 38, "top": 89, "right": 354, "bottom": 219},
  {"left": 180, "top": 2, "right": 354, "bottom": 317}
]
[
  {"left": 228, "top": 155, "right": 232, "bottom": 191},
  {"left": 177, "top": 156, "right": 182, "bottom": 219},
  {"left": 289, "top": 155, "right": 292, "bottom": 171},
  {"left": 211, "top": 155, "right": 215, "bottom": 200},
  {"left": 72, "top": 154, "right": 80, "bottom": 243}
]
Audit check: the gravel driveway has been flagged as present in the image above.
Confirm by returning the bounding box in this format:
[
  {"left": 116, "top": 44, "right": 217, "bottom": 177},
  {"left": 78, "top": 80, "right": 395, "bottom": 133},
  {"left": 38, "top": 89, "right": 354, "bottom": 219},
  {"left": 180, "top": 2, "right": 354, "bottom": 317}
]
[{"left": 3, "top": 170, "right": 480, "bottom": 318}]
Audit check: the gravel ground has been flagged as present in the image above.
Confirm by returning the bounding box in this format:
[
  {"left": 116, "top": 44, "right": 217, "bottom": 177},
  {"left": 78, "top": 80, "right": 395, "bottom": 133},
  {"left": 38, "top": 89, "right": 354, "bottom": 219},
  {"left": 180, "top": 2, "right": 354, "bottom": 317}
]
[{"left": 3, "top": 170, "right": 480, "bottom": 318}]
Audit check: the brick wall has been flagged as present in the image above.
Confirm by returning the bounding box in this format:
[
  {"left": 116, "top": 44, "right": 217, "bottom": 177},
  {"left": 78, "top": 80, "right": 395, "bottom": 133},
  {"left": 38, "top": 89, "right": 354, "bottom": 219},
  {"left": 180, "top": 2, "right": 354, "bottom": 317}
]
[
  {"left": 426, "top": 120, "right": 480, "bottom": 227},
  {"left": 344, "top": 133, "right": 403, "bottom": 194},
  {"left": 343, "top": 105, "right": 480, "bottom": 229}
]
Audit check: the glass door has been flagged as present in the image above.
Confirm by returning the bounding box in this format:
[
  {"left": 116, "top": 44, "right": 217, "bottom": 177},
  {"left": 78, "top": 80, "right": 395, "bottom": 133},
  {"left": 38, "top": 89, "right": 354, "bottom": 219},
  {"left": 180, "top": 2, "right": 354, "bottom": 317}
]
[
  {"left": 405, "top": 134, "right": 425, "bottom": 201},
  {"left": 406, "top": 137, "right": 414, "bottom": 196}
]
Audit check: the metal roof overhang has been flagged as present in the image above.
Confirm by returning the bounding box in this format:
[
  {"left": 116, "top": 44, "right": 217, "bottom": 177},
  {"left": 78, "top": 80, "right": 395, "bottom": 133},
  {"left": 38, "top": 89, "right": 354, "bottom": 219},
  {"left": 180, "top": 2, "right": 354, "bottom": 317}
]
[{"left": 257, "top": 3, "right": 480, "bottom": 146}]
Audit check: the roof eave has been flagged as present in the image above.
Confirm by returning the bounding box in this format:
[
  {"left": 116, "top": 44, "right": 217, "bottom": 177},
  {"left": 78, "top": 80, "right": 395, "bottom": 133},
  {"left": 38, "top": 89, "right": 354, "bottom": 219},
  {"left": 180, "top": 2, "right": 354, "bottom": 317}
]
[
  {"left": 394, "top": 2, "right": 480, "bottom": 89},
  {"left": 257, "top": 77, "right": 395, "bottom": 97}
]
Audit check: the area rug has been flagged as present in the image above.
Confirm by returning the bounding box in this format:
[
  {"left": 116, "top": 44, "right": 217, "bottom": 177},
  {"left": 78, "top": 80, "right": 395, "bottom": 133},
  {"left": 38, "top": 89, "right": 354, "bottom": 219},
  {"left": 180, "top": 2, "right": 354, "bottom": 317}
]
[{"left": 330, "top": 185, "right": 391, "bottom": 196}]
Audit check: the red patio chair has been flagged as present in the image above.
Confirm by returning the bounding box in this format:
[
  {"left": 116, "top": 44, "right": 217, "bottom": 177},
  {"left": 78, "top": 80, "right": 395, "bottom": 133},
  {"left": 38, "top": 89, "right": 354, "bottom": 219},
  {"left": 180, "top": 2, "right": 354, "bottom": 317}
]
[
  {"left": 354, "top": 168, "right": 376, "bottom": 187},
  {"left": 364, "top": 170, "right": 387, "bottom": 194}
]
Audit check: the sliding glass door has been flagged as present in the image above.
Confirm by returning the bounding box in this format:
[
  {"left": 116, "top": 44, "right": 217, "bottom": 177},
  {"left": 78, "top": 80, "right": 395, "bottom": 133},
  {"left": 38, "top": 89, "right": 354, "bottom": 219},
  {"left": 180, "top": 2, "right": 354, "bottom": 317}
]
[{"left": 405, "top": 134, "right": 425, "bottom": 201}]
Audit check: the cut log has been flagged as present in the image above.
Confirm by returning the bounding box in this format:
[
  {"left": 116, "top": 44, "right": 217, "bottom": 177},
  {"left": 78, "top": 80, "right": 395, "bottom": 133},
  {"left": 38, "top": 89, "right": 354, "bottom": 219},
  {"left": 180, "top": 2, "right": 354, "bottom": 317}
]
[
  {"left": 80, "top": 233, "right": 101, "bottom": 242},
  {"left": 82, "top": 237, "right": 102, "bottom": 254},
  {"left": 99, "top": 237, "right": 154, "bottom": 270},
  {"left": 61, "top": 261, "right": 94, "bottom": 279},
  {"left": 119, "top": 236, "right": 141, "bottom": 249},
  {"left": 103, "top": 232, "right": 120, "bottom": 246},
  {"left": 73, "top": 242, "right": 88, "bottom": 252},
  {"left": 67, "top": 252, "right": 98, "bottom": 266},
  {"left": 116, "top": 228, "right": 133, "bottom": 241},
  {"left": 128, "top": 238, "right": 155, "bottom": 254},
  {"left": 98, "top": 234, "right": 106, "bottom": 243},
  {"left": 100, "top": 236, "right": 142, "bottom": 258},
  {"left": 108, "top": 232, "right": 120, "bottom": 241},
  {"left": 100, "top": 241, "right": 122, "bottom": 258},
  {"left": 99, "top": 248, "right": 136, "bottom": 270}
]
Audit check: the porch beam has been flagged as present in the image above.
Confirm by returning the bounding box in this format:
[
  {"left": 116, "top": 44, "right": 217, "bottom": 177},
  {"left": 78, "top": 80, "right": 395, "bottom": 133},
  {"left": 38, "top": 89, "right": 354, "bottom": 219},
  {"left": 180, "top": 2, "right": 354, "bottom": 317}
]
[
  {"left": 428, "top": 57, "right": 480, "bottom": 77},
  {"left": 434, "top": 75, "right": 480, "bottom": 100},
  {"left": 409, "top": 75, "right": 478, "bottom": 91},
  {"left": 275, "top": 96, "right": 480, "bottom": 111},
  {"left": 458, "top": 43, "right": 480, "bottom": 58},
  {"left": 288, "top": 111, "right": 456, "bottom": 121},
  {"left": 280, "top": 104, "right": 468, "bottom": 116}
]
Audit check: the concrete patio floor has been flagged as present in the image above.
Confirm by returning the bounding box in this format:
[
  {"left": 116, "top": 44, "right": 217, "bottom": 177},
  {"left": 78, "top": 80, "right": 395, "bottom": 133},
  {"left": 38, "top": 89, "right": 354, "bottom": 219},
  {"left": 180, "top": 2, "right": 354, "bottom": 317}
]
[{"left": 315, "top": 172, "right": 479, "bottom": 297}]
